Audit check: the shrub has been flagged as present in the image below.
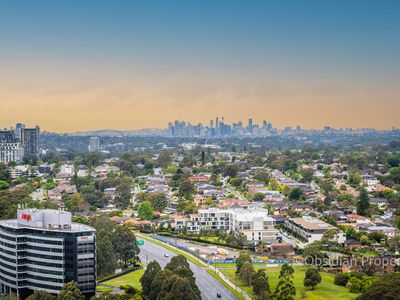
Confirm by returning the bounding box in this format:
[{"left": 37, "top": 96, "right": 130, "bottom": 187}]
[
  {"left": 334, "top": 273, "right": 352, "bottom": 286},
  {"left": 348, "top": 277, "right": 363, "bottom": 293}
]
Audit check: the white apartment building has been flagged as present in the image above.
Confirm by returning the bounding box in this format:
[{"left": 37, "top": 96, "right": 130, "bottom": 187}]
[
  {"left": 175, "top": 206, "right": 278, "bottom": 245},
  {"left": 284, "top": 216, "right": 346, "bottom": 244},
  {"left": 9, "top": 165, "right": 39, "bottom": 179},
  {"left": 0, "top": 142, "right": 24, "bottom": 164}
]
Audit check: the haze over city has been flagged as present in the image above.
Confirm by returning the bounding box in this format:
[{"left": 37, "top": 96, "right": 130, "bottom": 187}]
[{"left": 1, "top": 0, "right": 400, "bottom": 132}]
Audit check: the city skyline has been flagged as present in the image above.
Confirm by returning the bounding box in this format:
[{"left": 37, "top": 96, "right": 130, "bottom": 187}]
[{"left": 1, "top": 0, "right": 400, "bottom": 132}]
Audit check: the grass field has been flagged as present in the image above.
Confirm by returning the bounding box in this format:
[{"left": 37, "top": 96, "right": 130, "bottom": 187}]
[
  {"left": 103, "top": 269, "right": 145, "bottom": 290},
  {"left": 219, "top": 265, "right": 358, "bottom": 300},
  {"left": 96, "top": 285, "right": 114, "bottom": 293}
]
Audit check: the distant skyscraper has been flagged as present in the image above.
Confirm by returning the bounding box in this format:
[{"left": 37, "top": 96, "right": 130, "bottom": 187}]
[
  {"left": 210, "top": 119, "right": 214, "bottom": 128},
  {"left": 22, "top": 125, "right": 40, "bottom": 157},
  {"left": 248, "top": 118, "right": 253, "bottom": 133},
  {"left": 14, "top": 123, "right": 25, "bottom": 140},
  {"left": 88, "top": 136, "right": 100, "bottom": 152},
  {"left": 216, "top": 116, "right": 219, "bottom": 129}
]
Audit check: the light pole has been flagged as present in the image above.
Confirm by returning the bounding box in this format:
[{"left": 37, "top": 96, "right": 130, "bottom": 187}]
[{"left": 235, "top": 274, "right": 237, "bottom": 291}]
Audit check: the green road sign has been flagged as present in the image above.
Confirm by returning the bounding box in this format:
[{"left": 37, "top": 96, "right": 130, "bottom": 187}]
[{"left": 136, "top": 240, "right": 144, "bottom": 246}]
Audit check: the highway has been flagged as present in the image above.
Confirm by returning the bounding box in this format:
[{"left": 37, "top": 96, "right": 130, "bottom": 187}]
[{"left": 138, "top": 238, "right": 238, "bottom": 300}]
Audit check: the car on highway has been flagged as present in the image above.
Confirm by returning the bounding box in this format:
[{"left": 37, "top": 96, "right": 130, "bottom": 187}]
[
  {"left": 216, "top": 292, "right": 222, "bottom": 298},
  {"left": 164, "top": 253, "right": 170, "bottom": 257}
]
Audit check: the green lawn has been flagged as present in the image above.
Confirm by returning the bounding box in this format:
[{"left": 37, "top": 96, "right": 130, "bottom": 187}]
[
  {"left": 103, "top": 269, "right": 145, "bottom": 290},
  {"left": 96, "top": 285, "right": 114, "bottom": 293},
  {"left": 219, "top": 265, "right": 358, "bottom": 300}
]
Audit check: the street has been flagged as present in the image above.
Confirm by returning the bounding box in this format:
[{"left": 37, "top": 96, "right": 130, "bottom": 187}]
[{"left": 138, "top": 238, "right": 238, "bottom": 300}]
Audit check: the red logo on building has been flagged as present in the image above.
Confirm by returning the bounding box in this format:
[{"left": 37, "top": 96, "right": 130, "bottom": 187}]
[{"left": 21, "top": 213, "right": 32, "bottom": 222}]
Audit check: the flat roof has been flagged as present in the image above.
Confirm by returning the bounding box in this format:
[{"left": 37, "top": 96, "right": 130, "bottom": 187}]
[
  {"left": 0, "top": 219, "right": 95, "bottom": 233},
  {"left": 288, "top": 217, "right": 337, "bottom": 231}
]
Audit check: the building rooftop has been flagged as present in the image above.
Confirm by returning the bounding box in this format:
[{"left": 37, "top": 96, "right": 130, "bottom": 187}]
[
  {"left": 288, "top": 217, "right": 337, "bottom": 231},
  {"left": 0, "top": 208, "right": 95, "bottom": 232}
]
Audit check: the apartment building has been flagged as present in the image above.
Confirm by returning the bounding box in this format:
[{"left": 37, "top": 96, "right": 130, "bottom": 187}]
[
  {"left": 175, "top": 206, "right": 278, "bottom": 245},
  {"left": 284, "top": 216, "right": 346, "bottom": 244},
  {"left": 0, "top": 142, "right": 24, "bottom": 164}
]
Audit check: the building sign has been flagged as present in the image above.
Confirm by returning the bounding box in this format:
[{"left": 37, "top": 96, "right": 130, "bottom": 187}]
[
  {"left": 77, "top": 235, "right": 94, "bottom": 243},
  {"left": 21, "top": 213, "right": 32, "bottom": 222}
]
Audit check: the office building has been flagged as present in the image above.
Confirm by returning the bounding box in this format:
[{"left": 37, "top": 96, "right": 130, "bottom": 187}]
[
  {"left": 0, "top": 208, "right": 96, "bottom": 299},
  {"left": 14, "top": 124, "right": 25, "bottom": 141},
  {"left": 88, "top": 137, "right": 100, "bottom": 152}
]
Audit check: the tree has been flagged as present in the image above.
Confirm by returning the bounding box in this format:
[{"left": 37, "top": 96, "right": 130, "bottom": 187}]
[
  {"left": 115, "top": 180, "right": 132, "bottom": 209},
  {"left": 253, "top": 192, "right": 265, "bottom": 201},
  {"left": 357, "top": 188, "right": 370, "bottom": 216},
  {"left": 59, "top": 281, "right": 83, "bottom": 300},
  {"left": 139, "top": 201, "right": 153, "bottom": 220},
  {"left": 334, "top": 272, "right": 352, "bottom": 286},
  {"left": 151, "top": 193, "right": 168, "bottom": 212},
  {"left": 348, "top": 171, "right": 362, "bottom": 186},
  {"left": 26, "top": 291, "right": 56, "bottom": 300},
  {"left": 368, "top": 231, "right": 386, "bottom": 243},
  {"left": 288, "top": 187, "right": 304, "bottom": 201},
  {"left": 157, "top": 274, "right": 201, "bottom": 300},
  {"left": 96, "top": 229, "right": 118, "bottom": 276},
  {"left": 166, "top": 255, "right": 190, "bottom": 271},
  {"left": 273, "top": 263, "right": 296, "bottom": 300},
  {"left": 65, "top": 192, "right": 85, "bottom": 212},
  {"left": 239, "top": 261, "right": 255, "bottom": 285},
  {"left": 0, "top": 163, "right": 10, "bottom": 181},
  {"left": 229, "top": 177, "right": 244, "bottom": 187},
  {"left": 157, "top": 150, "right": 172, "bottom": 168},
  {"left": 141, "top": 260, "right": 161, "bottom": 298},
  {"left": 389, "top": 167, "right": 400, "bottom": 184},
  {"left": 177, "top": 199, "right": 197, "bottom": 215},
  {"left": 112, "top": 226, "right": 140, "bottom": 267},
  {"left": 0, "top": 180, "right": 10, "bottom": 190},
  {"left": 223, "top": 164, "right": 239, "bottom": 178},
  {"left": 302, "top": 243, "right": 329, "bottom": 269},
  {"left": 357, "top": 273, "right": 400, "bottom": 300},
  {"left": 300, "top": 168, "right": 314, "bottom": 184},
  {"left": 348, "top": 277, "right": 363, "bottom": 293},
  {"left": 236, "top": 250, "right": 252, "bottom": 274},
  {"left": 254, "top": 170, "right": 269, "bottom": 184},
  {"left": 304, "top": 267, "right": 321, "bottom": 290},
  {"left": 149, "top": 269, "right": 174, "bottom": 300},
  {"left": 178, "top": 180, "right": 195, "bottom": 199},
  {"left": 201, "top": 150, "right": 205, "bottom": 166},
  {"left": 252, "top": 269, "right": 271, "bottom": 300}
]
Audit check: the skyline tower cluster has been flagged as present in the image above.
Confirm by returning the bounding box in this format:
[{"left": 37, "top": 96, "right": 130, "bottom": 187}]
[{"left": 167, "top": 116, "right": 275, "bottom": 137}]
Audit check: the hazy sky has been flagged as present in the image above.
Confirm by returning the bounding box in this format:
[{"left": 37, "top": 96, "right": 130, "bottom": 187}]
[{"left": 0, "top": 0, "right": 399, "bottom": 132}]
